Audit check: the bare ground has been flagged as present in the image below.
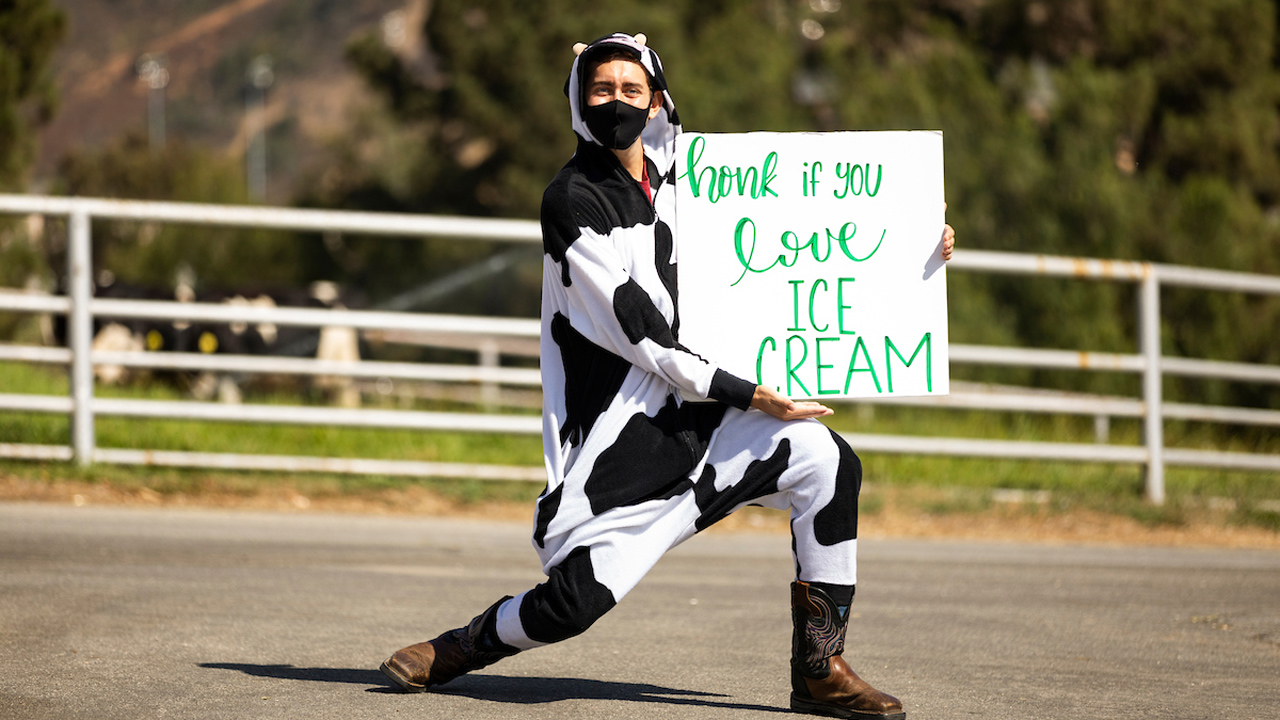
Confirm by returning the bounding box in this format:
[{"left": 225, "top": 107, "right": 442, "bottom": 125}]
[{"left": 2, "top": 470, "right": 1278, "bottom": 550}]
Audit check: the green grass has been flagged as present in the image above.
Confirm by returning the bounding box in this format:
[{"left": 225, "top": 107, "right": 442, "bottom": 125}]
[
  {"left": 1, "top": 360, "right": 1277, "bottom": 531},
  {"left": 822, "top": 401, "right": 1279, "bottom": 499},
  {"left": 0, "top": 360, "right": 543, "bottom": 463}
]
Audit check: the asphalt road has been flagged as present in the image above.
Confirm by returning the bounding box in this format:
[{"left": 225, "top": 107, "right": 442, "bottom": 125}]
[{"left": 1, "top": 502, "right": 1277, "bottom": 720}]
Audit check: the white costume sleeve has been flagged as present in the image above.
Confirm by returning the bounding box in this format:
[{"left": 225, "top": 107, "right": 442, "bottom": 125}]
[{"left": 544, "top": 200, "right": 755, "bottom": 410}]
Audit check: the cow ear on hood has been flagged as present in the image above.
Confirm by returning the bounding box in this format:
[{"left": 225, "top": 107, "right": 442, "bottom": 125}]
[{"left": 572, "top": 42, "right": 587, "bottom": 56}]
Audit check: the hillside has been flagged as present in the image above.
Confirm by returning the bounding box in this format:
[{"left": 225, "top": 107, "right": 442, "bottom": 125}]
[{"left": 35, "top": 0, "right": 412, "bottom": 201}]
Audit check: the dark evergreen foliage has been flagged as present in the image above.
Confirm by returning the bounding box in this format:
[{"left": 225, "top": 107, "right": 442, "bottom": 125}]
[{"left": 0, "top": 0, "right": 66, "bottom": 190}]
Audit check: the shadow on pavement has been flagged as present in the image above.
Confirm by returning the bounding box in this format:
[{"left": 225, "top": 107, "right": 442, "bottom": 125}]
[
  {"left": 200, "top": 663, "right": 383, "bottom": 685},
  {"left": 438, "top": 674, "right": 790, "bottom": 713},
  {"left": 199, "top": 663, "right": 790, "bottom": 713}
]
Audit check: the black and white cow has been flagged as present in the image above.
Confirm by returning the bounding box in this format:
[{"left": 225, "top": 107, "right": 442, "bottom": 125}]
[{"left": 68, "top": 276, "right": 361, "bottom": 399}]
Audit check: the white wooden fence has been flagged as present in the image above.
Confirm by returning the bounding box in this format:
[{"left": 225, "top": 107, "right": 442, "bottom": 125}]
[{"left": 1, "top": 194, "right": 1278, "bottom": 504}]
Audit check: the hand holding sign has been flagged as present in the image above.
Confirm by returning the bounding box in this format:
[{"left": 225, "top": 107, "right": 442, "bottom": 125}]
[
  {"left": 676, "top": 131, "right": 950, "bottom": 400},
  {"left": 941, "top": 204, "right": 955, "bottom": 261}
]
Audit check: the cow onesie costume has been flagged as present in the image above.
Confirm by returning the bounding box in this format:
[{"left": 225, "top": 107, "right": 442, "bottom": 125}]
[{"left": 382, "top": 33, "right": 908, "bottom": 719}]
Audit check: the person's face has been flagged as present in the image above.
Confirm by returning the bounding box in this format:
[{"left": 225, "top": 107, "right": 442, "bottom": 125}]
[{"left": 586, "top": 58, "right": 661, "bottom": 121}]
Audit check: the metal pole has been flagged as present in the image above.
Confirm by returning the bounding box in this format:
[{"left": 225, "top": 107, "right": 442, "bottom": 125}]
[
  {"left": 246, "top": 86, "right": 265, "bottom": 201},
  {"left": 246, "top": 55, "right": 273, "bottom": 203},
  {"left": 136, "top": 54, "right": 168, "bottom": 154},
  {"left": 1139, "top": 268, "right": 1164, "bottom": 504},
  {"left": 67, "top": 211, "right": 95, "bottom": 465},
  {"left": 148, "top": 82, "right": 166, "bottom": 151}
]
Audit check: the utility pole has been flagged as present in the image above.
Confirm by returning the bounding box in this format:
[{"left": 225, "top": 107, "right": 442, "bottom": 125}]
[
  {"left": 245, "top": 55, "right": 274, "bottom": 202},
  {"left": 136, "top": 53, "right": 169, "bottom": 153}
]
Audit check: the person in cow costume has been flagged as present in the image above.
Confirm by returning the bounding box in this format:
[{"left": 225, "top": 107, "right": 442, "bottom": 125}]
[{"left": 381, "top": 32, "right": 956, "bottom": 719}]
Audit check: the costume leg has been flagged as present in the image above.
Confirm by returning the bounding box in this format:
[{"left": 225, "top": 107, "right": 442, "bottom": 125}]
[
  {"left": 496, "top": 485, "right": 706, "bottom": 649},
  {"left": 381, "top": 516, "right": 664, "bottom": 689},
  {"left": 692, "top": 411, "right": 903, "bottom": 718},
  {"left": 693, "top": 410, "right": 861, "bottom": 586}
]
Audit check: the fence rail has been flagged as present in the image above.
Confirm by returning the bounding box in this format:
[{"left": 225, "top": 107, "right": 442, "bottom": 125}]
[{"left": 2, "top": 194, "right": 1279, "bottom": 504}]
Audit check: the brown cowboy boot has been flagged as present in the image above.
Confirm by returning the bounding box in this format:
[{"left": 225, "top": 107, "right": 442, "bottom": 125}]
[
  {"left": 790, "top": 581, "right": 905, "bottom": 719},
  {"left": 380, "top": 596, "right": 520, "bottom": 692}
]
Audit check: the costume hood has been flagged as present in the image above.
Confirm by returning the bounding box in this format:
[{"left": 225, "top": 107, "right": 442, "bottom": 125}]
[{"left": 565, "top": 32, "right": 681, "bottom": 173}]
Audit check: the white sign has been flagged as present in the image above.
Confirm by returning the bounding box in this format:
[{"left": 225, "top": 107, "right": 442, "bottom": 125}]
[{"left": 674, "top": 131, "right": 949, "bottom": 399}]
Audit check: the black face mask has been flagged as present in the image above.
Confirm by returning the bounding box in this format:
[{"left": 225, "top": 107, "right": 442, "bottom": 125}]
[{"left": 581, "top": 99, "right": 650, "bottom": 150}]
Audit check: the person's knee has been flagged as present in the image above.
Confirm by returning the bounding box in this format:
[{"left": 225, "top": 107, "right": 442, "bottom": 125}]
[
  {"left": 519, "top": 546, "right": 616, "bottom": 644},
  {"left": 828, "top": 431, "right": 862, "bottom": 495}
]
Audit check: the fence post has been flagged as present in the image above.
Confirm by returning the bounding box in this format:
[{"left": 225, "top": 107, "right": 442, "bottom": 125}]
[
  {"left": 68, "top": 210, "right": 95, "bottom": 465},
  {"left": 479, "top": 338, "right": 499, "bottom": 409},
  {"left": 1139, "top": 267, "right": 1164, "bottom": 504}
]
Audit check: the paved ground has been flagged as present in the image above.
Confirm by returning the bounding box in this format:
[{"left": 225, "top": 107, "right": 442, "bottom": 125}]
[{"left": 1, "top": 502, "right": 1277, "bottom": 720}]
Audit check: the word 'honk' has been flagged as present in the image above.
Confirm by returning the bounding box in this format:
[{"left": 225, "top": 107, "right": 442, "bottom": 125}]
[{"left": 680, "top": 135, "right": 778, "bottom": 203}]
